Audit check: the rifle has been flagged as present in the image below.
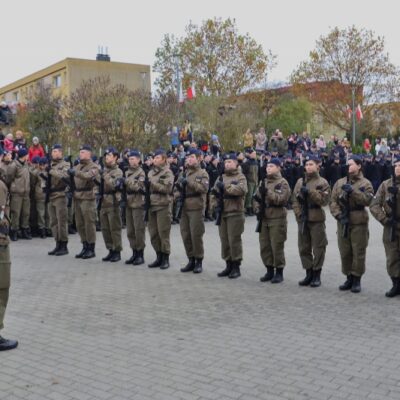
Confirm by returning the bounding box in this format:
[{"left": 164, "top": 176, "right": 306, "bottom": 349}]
[
  {"left": 389, "top": 167, "right": 397, "bottom": 242},
  {"left": 300, "top": 176, "right": 308, "bottom": 235},
  {"left": 253, "top": 177, "right": 267, "bottom": 233},
  {"left": 143, "top": 169, "right": 151, "bottom": 222},
  {"left": 175, "top": 168, "right": 187, "bottom": 220},
  {"left": 44, "top": 151, "right": 52, "bottom": 204},
  {"left": 66, "top": 155, "right": 75, "bottom": 208},
  {"left": 97, "top": 156, "right": 105, "bottom": 212},
  {"left": 214, "top": 174, "right": 224, "bottom": 226},
  {"left": 339, "top": 173, "right": 350, "bottom": 238}
]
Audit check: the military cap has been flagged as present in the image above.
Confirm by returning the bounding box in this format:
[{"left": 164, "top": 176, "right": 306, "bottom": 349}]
[
  {"left": 80, "top": 144, "right": 92, "bottom": 152},
  {"left": 154, "top": 149, "right": 166, "bottom": 157},
  {"left": 52, "top": 144, "right": 62, "bottom": 150},
  {"left": 349, "top": 155, "right": 362, "bottom": 165},
  {"left": 224, "top": 152, "right": 237, "bottom": 161},
  {"left": 187, "top": 148, "right": 201, "bottom": 156},
  {"left": 268, "top": 158, "right": 281, "bottom": 167},
  {"left": 104, "top": 146, "right": 119, "bottom": 156},
  {"left": 305, "top": 154, "right": 320, "bottom": 163},
  {"left": 31, "top": 156, "right": 41, "bottom": 164},
  {"left": 18, "top": 148, "right": 28, "bottom": 158},
  {"left": 39, "top": 157, "right": 47, "bottom": 165},
  {"left": 128, "top": 150, "right": 141, "bottom": 158}
]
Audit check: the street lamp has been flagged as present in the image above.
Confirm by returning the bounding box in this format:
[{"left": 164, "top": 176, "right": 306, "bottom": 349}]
[
  {"left": 351, "top": 87, "right": 356, "bottom": 147},
  {"left": 173, "top": 53, "right": 181, "bottom": 102}
]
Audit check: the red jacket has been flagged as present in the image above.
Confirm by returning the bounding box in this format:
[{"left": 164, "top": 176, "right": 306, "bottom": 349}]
[{"left": 28, "top": 144, "right": 45, "bottom": 162}]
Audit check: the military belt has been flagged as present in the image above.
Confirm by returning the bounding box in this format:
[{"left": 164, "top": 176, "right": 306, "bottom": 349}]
[
  {"left": 151, "top": 191, "right": 168, "bottom": 195},
  {"left": 223, "top": 194, "right": 239, "bottom": 200},
  {"left": 349, "top": 206, "right": 365, "bottom": 211},
  {"left": 75, "top": 188, "right": 92, "bottom": 192},
  {"left": 50, "top": 188, "right": 66, "bottom": 193},
  {"left": 308, "top": 204, "right": 321, "bottom": 209},
  {"left": 185, "top": 193, "right": 201, "bottom": 198},
  {"left": 104, "top": 191, "right": 116, "bottom": 195}
]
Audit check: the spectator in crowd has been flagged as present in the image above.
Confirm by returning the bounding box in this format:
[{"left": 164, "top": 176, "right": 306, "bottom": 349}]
[
  {"left": 14, "top": 130, "right": 27, "bottom": 153},
  {"left": 210, "top": 134, "right": 221, "bottom": 156},
  {"left": 287, "top": 132, "right": 298, "bottom": 156},
  {"left": 316, "top": 135, "right": 326, "bottom": 152},
  {"left": 166, "top": 127, "right": 180, "bottom": 150},
  {"left": 379, "top": 139, "right": 388, "bottom": 155},
  {"left": 0, "top": 102, "right": 11, "bottom": 125},
  {"left": 297, "top": 131, "right": 311, "bottom": 153},
  {"left": 3, "top": 133, "right": 14, "bottom": 153},
  {"left": 255, "top": 127, "right": 267, "bottom": 151},
  {"left": 375, "top": 138, "right": 382, "bottom": 154},
  {"left": 243, "top": 129, "right": 254, "bottom": 149},
  {"left": 28, "top": 137, "right": 45, "bottom": 162},
  {"left": 363, "top": 138, "right": 372, "bottom": 153}
]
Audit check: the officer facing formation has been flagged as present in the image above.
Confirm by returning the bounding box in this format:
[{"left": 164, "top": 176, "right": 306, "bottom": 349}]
[
  {"left": 0, "top": 148, "right": 18, "bottom": 351},
  {"left": 46, "top": 144, "right": 70, "bottom": 256},
  {"left": 254, "top": 158, "right": 291, "bottom": 284},
  {"left": 147, "top": 149, "right": 174, "bottom": 270},
  {"left": 329, "top": 155, "right": 374, "bottom": 293},
  {"left": 292, "top": 156, "right": 331, "bottom": 287},
  {"left": 99, "top": 147, "right": 123, "bottom": 262},
  {"left": 370, "top": 157, "right": 400, "bottom": 297},
  {"left": 70, "top": 145, "right": 100, "bottom": 259},
  {"left": 124, "top": 150, "right": 146, "bottom": 266},
  {"left": 212, "top": 153, "right": 247, "bottom": 279},
  {"left": 177, "top": 148, "right": 209, "bottom": 274}
]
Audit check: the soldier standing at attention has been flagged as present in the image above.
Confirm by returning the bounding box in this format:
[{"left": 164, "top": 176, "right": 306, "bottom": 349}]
[
  {"left": 69, "top": 145, "right": 100, "bottom": 259},
  {"left": 292, "top": 156, "right": 331, "bottom": 287},
  {"left": 99, "top": 147, "right": 123, "bottom": 262},
  {"left": 177, "top": 148, "right": 209, "bottom": 274},
  {"left": 370, "top": 157, "right": 400, "bottom": 297},
  {"left": 0, "top": 150, "right": 18, "bottom": 351},
  {"left": 329, "top": 155, "right": 374, "bottom": 293},
  {"left": 254, "top": 158, "right": 291, "bottom": 284},
  {"left": 212, "top": 153, "right": 247, "bottom": 279},
  {"left": 147, "top": 149, "right": 174, "bottom": 270},
  {"left": 7, "top": 148, "right": 31, "bottom": 241},
  {"left": 46, "top": 144, "right": 70, "bottom": 256},
  {"left": 124, "top": 150, "right": 146, "bottom": 266}
]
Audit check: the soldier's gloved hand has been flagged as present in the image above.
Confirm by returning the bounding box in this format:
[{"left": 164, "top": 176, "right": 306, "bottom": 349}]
[
  {"left": 342, "top": 184, "right": 353, "bottom": 194},
  {"left": 388, "top": 186, "right": 399, "bottom": 195},
  {"left": 68, "top": 168, "right": 75, "bottom": 176},
  {"left": 300, "top": 186, "right": 309, "bottom": 195},
  {"left": 115, "top": 177, "right": 125, "bottom": 190},
  {"left": 216, "top": 181, "right": 224, "bottom": 190}
]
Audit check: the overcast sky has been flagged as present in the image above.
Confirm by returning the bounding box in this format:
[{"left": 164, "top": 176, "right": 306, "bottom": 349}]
[{"left": 2, "top": 0, "right": 400, "bottom": 89}]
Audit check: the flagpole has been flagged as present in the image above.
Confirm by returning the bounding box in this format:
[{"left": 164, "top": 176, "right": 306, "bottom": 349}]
[{"left": 352, "top": 87, "right": 356, "bottom": 148}]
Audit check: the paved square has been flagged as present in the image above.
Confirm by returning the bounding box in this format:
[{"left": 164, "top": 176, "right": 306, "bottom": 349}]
[{"left": 2, "top": 210, "right": 399, "bottom": 400}]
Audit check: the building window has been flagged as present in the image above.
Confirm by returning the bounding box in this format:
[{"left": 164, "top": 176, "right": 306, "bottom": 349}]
[
  {"left": 13, "top": 91, "right": 19, "bottom": 101},
  {"left": 53, "top": 75, "right": 62, "bottom": 88}
]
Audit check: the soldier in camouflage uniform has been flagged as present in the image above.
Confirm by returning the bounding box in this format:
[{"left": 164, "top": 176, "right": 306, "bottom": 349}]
[
  {"left": 177, "top": 148, "right": 209, "bottom": 274},
  {"left": 292, "top": 156, "right": 331, "bottom": 287},
  {"left": 329, "top": 155, "right": 374, "bottom": 293},
  {"left": 254, "top": 158, "right": 291, "bottom": 284},
  {"left": 212, "top": 153, "right": 247, "bottom": 279},
  {"left": 370, "top": 157, "right": 400, "bottom": 297}
]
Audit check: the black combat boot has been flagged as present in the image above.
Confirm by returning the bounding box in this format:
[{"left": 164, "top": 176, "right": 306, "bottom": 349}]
[
  {"left": 133, "top": 249, "right": 144, "bottom": 265},
  {"left": 55, "top": 241, "right": 68, "bottom": 256},
  {"left": 193, "top": 258, "right": 203, "bottom": 274},
  {"left": 217, "top": 260, "right": 232, "bottom": 277},
  {"left": 260, "top": 266, "right": 274, "bottom": 282},
  {"left": 228, "top": 260, "right": 241, "bottom": 279},
  {"left": 68, "top": 225, "right": 76, "bottom": 234},
  {"left": 48, "top": 241, "right": 60, "bottom": 255},
  {"left": 299, "top": 269, "right": 313, "bottom": 286},
  {"left": 39, "top": 228, "right": 47, "bottom": 239},
  {"left": 271, "top": 267, "right": 284, "bottom": 283},
  {"left": 46, "top": 228, "right": 52, "bottom": 237},
  {"left": 385, "top": 277, "right": 400, "bottom": 298},
  {"left": 102, "top": 250, "right": 114, "bottom": 262},
  {"left": 159, "top": 253, "right": 170, "bottom": 270},
  {"left": 110, "top": 251, "right": 121, "bottom": 262},
  {"left": 310, "top": 269, "right": 321, "bottom": 288},
  {"left": 82, "top": 243, "right": 95, "bottom": 259},
  {"left": 9, "top": 230, "right": 18, "bottom": 242},
  {"left": 181, "top": 257, "right": 195, "bottom": 272},
  {"left": 339, "top": 275, "right": 353, "bottom": 291},
  {"left": 148, "top": 252, "right": 163, "bottom": 268},
  {"left": 125, "top": 250, "right": 137, "bottom": 265},
  {"left": 351, "top": 275, "right": 361, "bottom": 293},
  {"left": 21, "top": 228, "right": 32, "bottom": 240},
  {"left": 75, "top": 242, "right": 88, "bottom": 258},
  {"left": 0, "top": 336, "right": 18, "bottom": 351}
]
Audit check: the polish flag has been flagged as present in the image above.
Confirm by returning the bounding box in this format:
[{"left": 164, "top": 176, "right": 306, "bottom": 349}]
[
  {"left": 356, "top": 104, "right": 363, "bottom": 121},
  {"left": 187, "top": 83, "right": 196, "bottom": 100},
  {"left": 345, "top": 105, "right": 352, "bottom": 119}
]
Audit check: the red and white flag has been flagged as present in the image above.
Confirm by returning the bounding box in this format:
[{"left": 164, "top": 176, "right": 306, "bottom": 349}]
[
  {"left": 186, "top": 83, "right": 196, "bottom": 100},
  {"left": 356, "top": 104, "right": 363, "bottom": 121},
  {"left": 345, "top": 105, "right": 352, "bottom": 119}
]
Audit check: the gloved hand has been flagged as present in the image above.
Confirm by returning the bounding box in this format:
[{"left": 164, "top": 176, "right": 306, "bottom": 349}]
[
  {"left": 68, "top": 168, "right": 75, "bottom": 176},
  {"left": 342, "top": 184, "right": 353, "bottom": 194},
  {"left": 388, "top": 186, "right": 399, "bottom": 195},
  {"left": 300, "top": 186, "right": 309, "bottom": 195},
  {"left": 115, "top": 177, "right": 125, "bottom": 190},
  {"left": 216, "top": 180, "right": 224, "bottom": 190}
]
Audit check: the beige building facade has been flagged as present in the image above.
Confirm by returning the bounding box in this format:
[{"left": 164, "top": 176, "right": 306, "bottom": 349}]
[{"left": 0, "top": 57, "right": 151, "bottom": 104}]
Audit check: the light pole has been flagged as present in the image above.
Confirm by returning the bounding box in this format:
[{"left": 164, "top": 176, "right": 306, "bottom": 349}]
[
  {"left": 351, "top": 87, "right": 356, "bottom": 147},
  {"left": 173, "top": 53, "right": 181, "bottom": 102}
]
